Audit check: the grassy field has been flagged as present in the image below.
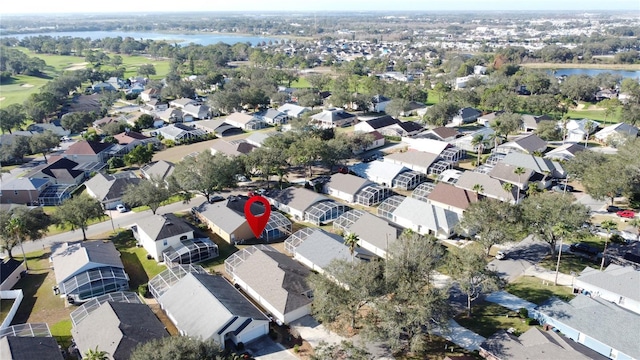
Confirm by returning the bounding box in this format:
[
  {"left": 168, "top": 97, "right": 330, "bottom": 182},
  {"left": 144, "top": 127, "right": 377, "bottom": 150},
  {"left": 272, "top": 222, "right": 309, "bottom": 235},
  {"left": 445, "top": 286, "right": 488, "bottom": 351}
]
[
  {"left": 566, "top": 104, "right": 621, "bottom": 123},
  {"left": 291, "top": 77, "right": 311, "bottom": 88},
  {"left": 110, "top": 230, "right": 166, "bottom": 289},
  {"left": 506, "top": 276, "right": 575, "bottom": 305},
  {"left": 0, "top": 74, "right": 51, "bottom": 109},
  {"left": 455, "top": 301, "right": 532, "bottom": 338}
]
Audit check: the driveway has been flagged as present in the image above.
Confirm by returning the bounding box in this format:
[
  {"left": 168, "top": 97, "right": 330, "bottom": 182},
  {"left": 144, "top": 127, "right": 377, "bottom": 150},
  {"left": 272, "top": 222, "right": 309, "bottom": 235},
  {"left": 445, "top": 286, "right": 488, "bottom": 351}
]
[
  {"left": 432, "top": 319, "right": 486, "bottom": 352},
  {"left": 574, "top": 193, "right": 608, "bottom": 213},
  {"left": 489, "top": 236, "right": 550, "bottom": 282},
  {"left": 246, "top": 337, "right": 297, "bottom": 360}
]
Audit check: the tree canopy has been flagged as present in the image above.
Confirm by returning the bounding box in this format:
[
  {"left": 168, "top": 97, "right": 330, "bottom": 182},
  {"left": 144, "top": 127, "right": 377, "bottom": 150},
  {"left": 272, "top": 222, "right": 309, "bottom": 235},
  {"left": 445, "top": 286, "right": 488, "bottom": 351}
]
[
  {"left": 129, "top": 336, "right": 225, "bottom": 360},
  {"left": 55, "top": 194, "right": 105, "bottom": 240}
]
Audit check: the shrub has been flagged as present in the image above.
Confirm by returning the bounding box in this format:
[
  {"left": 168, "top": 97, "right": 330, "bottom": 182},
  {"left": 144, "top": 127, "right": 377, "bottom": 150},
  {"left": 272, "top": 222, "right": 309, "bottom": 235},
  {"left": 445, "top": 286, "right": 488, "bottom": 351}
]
[
  {"left": 526, "top": 318, "right": 538, "bottom": 326},
  {"left": 293, "top": 345, "right": 300, "bottom": 353},
  {"left": 138, "top": 283, "right": 149, "bottom": 298},
  {"left": 610, "top": 234, "right": 626, "bottom": 244},
  {"left": 519, "top": 307, "right": 529, "bottom": 319},
  {"left": 162, "top": 139, "right": 175, "bottom": 148}
]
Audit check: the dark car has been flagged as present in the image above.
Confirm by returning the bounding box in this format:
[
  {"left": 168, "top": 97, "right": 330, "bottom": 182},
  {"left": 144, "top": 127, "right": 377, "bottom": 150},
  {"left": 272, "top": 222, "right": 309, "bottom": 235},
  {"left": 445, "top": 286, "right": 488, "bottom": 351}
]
[
  {"left": 208, "top": 195, "right": 225, "bottom": 203},
  {"left": 552, "top": 184, "right": 574, "bottom": 193},
  {"left": 570, "top": 242, "right": 600, "bottom": 256},
  {"left": 606, "top": 206, "right": 622, "bottom": 213}
]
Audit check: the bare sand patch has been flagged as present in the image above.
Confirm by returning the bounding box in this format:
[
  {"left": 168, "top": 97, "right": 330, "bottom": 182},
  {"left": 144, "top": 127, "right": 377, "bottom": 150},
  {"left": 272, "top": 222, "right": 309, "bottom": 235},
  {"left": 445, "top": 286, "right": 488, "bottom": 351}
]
[
  {"left": 65, "top": 62, "right": 89, "bottom": 71},
  {"left": 20, "top": 83, "right": 35, "bottom": 88},
  {"left": 0, "top": 97, "right": 5, "bottom": 102}
]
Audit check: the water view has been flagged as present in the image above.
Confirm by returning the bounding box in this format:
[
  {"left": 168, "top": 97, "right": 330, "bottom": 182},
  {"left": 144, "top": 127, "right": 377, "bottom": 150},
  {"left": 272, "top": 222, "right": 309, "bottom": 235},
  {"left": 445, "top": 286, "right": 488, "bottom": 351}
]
[
  {"left": 0, "top": 30, "right": 281, "bottom": 46},
  {"left": 551, "top": 68, "right": 640, "bottom": 79}
]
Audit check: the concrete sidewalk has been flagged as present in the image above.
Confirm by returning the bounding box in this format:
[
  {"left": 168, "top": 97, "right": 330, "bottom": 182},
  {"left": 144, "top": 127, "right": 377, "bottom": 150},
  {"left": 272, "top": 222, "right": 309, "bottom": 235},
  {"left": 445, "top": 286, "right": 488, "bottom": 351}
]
[
  {"left": 432, "top": 319, "right": 486, "bottom": 352},
  {"left": 523, "top": 264, "right": 575, "bottom": 287},
  {"left": 485, "top": 291, "right": 537, "bottom": 313}
]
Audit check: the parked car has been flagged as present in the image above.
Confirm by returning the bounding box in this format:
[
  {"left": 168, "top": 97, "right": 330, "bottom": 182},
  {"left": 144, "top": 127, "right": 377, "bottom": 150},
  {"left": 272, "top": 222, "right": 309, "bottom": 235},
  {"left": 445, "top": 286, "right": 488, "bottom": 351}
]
[
  {"left": 606, "top": 206, "right": 622, "bottom": 213},
  {"left": 617, "top": 210, "right": 636, "bottom": 219},
  {"left": 569, "top": 242, "right": 600, "bottom": 256},
  {"left": 551, "top": 184, "right": 573, "bottom": 193},
  {"left": 208, "top": 195, "right": 225, "bottom": 203},
  {"left": 495, "top": 251, "right": 506, "bottom": 260},
  {"left": 116, "top": 204, "right": 128, "bottom": 213}
]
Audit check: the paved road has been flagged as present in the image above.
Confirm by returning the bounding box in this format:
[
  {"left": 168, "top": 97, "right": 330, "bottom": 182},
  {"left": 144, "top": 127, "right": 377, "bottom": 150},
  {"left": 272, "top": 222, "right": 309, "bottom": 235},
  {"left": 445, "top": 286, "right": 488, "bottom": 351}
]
[
  {"left": 2, "top": 196, "right": 203, "bottom": 256},
  {"left": 488, "top": 236, "right": 550, "bottom": 283}
]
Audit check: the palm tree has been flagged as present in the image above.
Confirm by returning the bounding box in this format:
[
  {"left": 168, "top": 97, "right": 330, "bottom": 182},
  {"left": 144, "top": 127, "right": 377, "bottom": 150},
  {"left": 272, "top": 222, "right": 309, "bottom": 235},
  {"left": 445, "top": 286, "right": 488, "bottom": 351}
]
[
  {"left": 514, "top": 167, "right": 526, "bottom": 202},
  {"left": 472, "top": 183, "right": 484, "bottom": 199},
  {"left": 84, "top": 346, "right": 108, "bottom": 360},
  {"left": 552, "top": 223, "right": 571, "bottom": 285},
  {"left": 583, "top": 120, "right": 595, "bottom": 148},
  {"left": 343, "top": 232, "right": 360, "bottom": 263},
  {"left": 502, "top": 182, "right": 513, "bottom": 197},
  {"left": 470, "top": 134, "right": 485, "bottom": 166},
  {"left": 7, "top": 217, "right": 28, "bottom": 271},
  {"left": 600, "top": 220, "right": 617, "bottom": 271}
]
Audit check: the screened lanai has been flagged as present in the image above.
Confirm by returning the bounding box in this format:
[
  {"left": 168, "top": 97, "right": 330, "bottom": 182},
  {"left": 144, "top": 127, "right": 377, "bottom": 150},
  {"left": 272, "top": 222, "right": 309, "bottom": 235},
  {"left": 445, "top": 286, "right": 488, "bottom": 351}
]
[
  {"left": 148, "top": 264, "right": 208, "bottom": 299},
  {"left": 0, "top": 323, "right": 51, "bottom": 338},
  {"left": 440, "top": 146, "right": 464, "bottom": 163},
  {"left": 333, "top": 209, "right": 366, "bottom": 233},
  {"left": 392, "top": 171, "right": 425, "bottom": 190},
  {"left": 354, "top": 185, "right": 392, "bottom": 206},
  {"left": 411, "top": 182, "right": 436, "bottom": 202},
  {"left": 428, "top": 160, "right": 453, "bottom": 176},
  {"left": 260, "top": 211, "right": 293, "bottom": 241},
  {"left": 377, "top": 195, "right": 405, "bottom": 221},
  {"left": 38, "top": 184, "right": 74, "bottom": 205},
  {"left": 283, "top": 227, "right": 317, "bottom": 255},
  {"left": 60, "top": 267, "right": 129, "bottom": 304},
  {"left": 70, "top": 291, "right": 142, "bottom": 327},
  {"left": 304, "top": 201, "right": 351, "bottom": 225},
  {"left": 162, "top": 238, "right": 219, "bottom": 267}
]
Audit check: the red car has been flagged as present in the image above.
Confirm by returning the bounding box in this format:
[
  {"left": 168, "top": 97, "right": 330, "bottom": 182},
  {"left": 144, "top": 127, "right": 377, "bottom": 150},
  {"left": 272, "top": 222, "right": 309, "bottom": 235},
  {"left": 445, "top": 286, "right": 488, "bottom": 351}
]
[{"left": 616, "top": 210, "right": 636, "bottom": 219}]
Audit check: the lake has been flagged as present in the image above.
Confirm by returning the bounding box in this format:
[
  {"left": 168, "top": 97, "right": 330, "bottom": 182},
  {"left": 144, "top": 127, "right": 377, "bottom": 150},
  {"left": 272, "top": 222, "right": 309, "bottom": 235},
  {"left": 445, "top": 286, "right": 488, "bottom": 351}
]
[
  {"left": 0, "top": 30, "right": 282, "bottom": 46},
  {"left": 551, "top": 68, "right": 640, "bottom": 79}
]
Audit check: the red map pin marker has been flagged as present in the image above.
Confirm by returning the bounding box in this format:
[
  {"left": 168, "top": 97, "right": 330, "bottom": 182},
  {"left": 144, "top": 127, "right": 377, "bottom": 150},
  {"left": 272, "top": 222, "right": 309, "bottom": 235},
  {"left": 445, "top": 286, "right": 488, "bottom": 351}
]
[{"left": 244, "top": 195, "right": 271, "bottom": 238}]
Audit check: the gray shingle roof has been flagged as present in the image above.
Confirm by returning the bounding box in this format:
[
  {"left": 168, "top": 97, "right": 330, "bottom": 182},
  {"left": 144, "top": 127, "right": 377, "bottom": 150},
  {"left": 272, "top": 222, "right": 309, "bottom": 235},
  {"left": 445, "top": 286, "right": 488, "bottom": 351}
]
[
  {"left": 141, "top": 160, "right": 175, "bottom": 180},
  {"left": 325, "top": 173, "right": 373, "bottom": 196},
  {"left": 84, "top": 172, "right": 141, "bottom": 202},
  {"left": 455, "top": 171, "right": 517, "bottom": 202},
  {"left": 499, "top": 133, "right": 547, "bottom": 154},
  {"left": 537, "top": 295, "right": 640, "bottom": 359},
  {"left": 71, "top": 302, "right": 168, "bottom": 360},
  {"left": 158, "top": 273, "right": 267, "bottom": 341},
  {"left": 195, "top": 200, "right": 247, "bottom": 234},
  {"left": 0, "top": 336, "right": 64, "bottom": 360},
  {"left": 393, "top": 197, "right": 461, "bottom": 234},
  {"left": 234, "top": 246, "right": 312, "bottom": 315},
  {"left": 52, "top": 241, "right": 124, "bottom": 285},
  {"left": 480, "top": 327, "right": 608, "bottom": 360},
  {"left": 134, "top": 213, "right": 193, "bottom": 242},
  {"left": 267, "top": 187, "right": 329, "bottom": 213},
  {"left": 345, "top": 211, "right": 399, "bottom": 254},
  {"left": 291, "top": 229, "right": 352, "bottom": 269},
  {"left": 487, "top": 162, "right": 533, "bottom": 187},
  {"left": 501, "top": 153, "right": 565, "bottom": 177},
  {"left": 577, "top": 264, "right": 640, "bottom": 303},
  {"left": 386, "top": 150, "right": 439, "bottom": 169}
]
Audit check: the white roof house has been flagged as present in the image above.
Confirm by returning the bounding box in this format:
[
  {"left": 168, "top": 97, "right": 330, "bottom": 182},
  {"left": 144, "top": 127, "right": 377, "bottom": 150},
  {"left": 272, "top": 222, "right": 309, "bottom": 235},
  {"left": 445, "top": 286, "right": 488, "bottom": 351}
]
[
  {"left": 333, "top": 210, "right": 400, "bottom": 259},
  {"left": 574, "top": 264, "right": 640, "bottom": 315},
  {"left": 277, "top": 103, "right": 310, "bottom": 118},
  {"left": 284, "top": 228, "right": 353, "bottom": 274},
  {"left": 454, "top": 127, "right": 495, "bottom": 152},
  {"left": 402, "top": 137, "right": 450, "bottom": 154},
  {"left": 562, "top": 119, "right": 600, "bottom": 143},
  {"left": 224, "top": 112, "right": 266, "bottom": 131},
  {"left": 594, "top": 123, "right": 638, "bottom": 146},
  {"left": 378, "top": 196, "right": 461, "bottom": 239},
  {"left": 323, "top": 173, "right": 374, "bottom": 203},
  {"left": 384, "top": 150, "right": 440, "bottom": 175},
  {"left": 544, "top": 143, "right": 586, "bottom": 161},
  {"left": 350, "top": 160, "right": 408, "bottom": 188},
  {"left": 310, "top": 108, "right": 357, "bottom": 129}
]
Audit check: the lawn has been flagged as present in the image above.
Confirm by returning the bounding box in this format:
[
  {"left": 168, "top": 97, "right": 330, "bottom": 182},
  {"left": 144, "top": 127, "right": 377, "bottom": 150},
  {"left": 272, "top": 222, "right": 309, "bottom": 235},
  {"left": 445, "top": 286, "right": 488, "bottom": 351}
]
[
  {"left": 506, "top": 276, "right": 575, "bottom": 305},
  {"left": 16, "top": 48, "right": 86, "bottom": 72},
  {"left": 538, "top": 253, "right": 598, "bottom": 275},
  {"left": 110, "top": 230, "right": 166, "bottom": 289},
  {"left": 291, "top": 77, "right": 311, "bottom": 88},
  {"left": 0, "top": 74, "right": 51, "bottom": 109},
  {"left": 131, "top": 194, "right": 185, "bottom": 213},
  {"left": 50, "top": 319, "right": 73, "bottom": 349},
  {"left": 455, "top": 301, "right": 532, "bottom": 338},
  {"left": 566, "top": 107, "right": 621, "bottom": 123},
  {"left": 0, "top": 299, "right": 15, "bottom": 324}
]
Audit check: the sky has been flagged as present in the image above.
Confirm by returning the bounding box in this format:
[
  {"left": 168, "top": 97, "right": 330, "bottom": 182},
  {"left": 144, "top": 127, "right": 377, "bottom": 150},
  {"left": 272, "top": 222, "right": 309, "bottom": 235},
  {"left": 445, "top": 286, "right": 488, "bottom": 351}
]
[{"left": 1, "top": 0, "right": 638, "bottom": 14}]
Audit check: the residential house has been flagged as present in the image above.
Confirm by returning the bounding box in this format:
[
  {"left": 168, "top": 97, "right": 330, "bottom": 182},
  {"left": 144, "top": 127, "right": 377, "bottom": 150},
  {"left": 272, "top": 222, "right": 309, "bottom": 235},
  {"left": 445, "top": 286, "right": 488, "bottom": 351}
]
[
  {"left": 477, "top": 111, "right": 505, "bottom": 127},
  {"left": 26, "top": 158, "right": 85, "bottom": 185},
  {"left": 311, "top": 108, "right": 357, "bottom": 129},
  {"left": 156, "top": 123, "right": 207, "bottom": 143},
  {"left": 225, "top": 245, "right": 313, "bottom": 324},
  {"left": 143, "top": 99, "right": 169, "bottom": 113},
  {"left": 479, "top": 327, "right": 608, "bottom": 360},
  {"left": 415, "top": 126, "right": 460, "bottom": 142},
  {"left": 84, "top": 171, "right": 141, "bottom": 210},
  {"left": 1, "top": 258, "right": 25, "bottom": 291},
  {"left": 426, "top": 182, "right": 478, "bottom": 215},
  {"left": 150, "top": 269, "right": 269, "bottom": 349},
  {"left": 563, "top": 119, "right": 600, "bottom": 143},
  {"left": 224, "top": 112, "right": 266, "bottom": 131},
  {"left": 354, "top": 115, "right": 400, "bottom": 134},
  {"left": 182, "top": 104, "right": 211, "bottom": 120},
  {"left": 487, "top": 162, "right": 533, "bottom": 191},
  {"left": 573, "top": 264, "right": 640, "bottom": 315},
  {"left": 537, "top": 295, "right": 640, "bottom": 360},
  {"left": 157, "top": 108, "right": 189, "bottom": 123},
  {"left": 170, "top": 98, "right": 197, "bottom": 109},
  {"left": 0, "top": 178, "right": 49, "bottom": 205},
  {"left": 72, "top": 300, "right": 168, "bottom": 360},
  {"left": 277, "top": 103, "right": 310, "bottom": 118},
  {"left": 61, "top": 141, "right": 113, "bottom": 164},
  {"left": 92, "top": 116, "right": 123, "bottom": 131},
  {"left": 496, "top": 133, "right": 547, "bottom": 155},
  {"left": 594, "top": 123, "right": 638, "bottom": 147},
  {"left": 350, "top": 160, "right": 409, "bottom": 188},
  {"left": 0, "top": 335, "right": 64, "bottom": 360},
  {"left": 133, "top": 213, "right": 202, "bottom": 263},
  {"left": 26, "top": 122, "right": 70, "bottom": 137},
  {"left": 266, "top": 187, "right": 329, "bottom": 222},
  {"left": 333, "top": 209, "right": 400, "bottom": 259},
  {"left": 195, "top": 196, "right": 292, "bottom": 243},
  {"left": 351, "top": 130, "right": 385, "bottom": 153},
  {"left": 210, "top": 140, "right": 257, "bottom": 157},
  {"left": 451, "top": 107, "right": 482, "bottom": 126},
  {"left": 92, "top": 82, "right": 116, "bottom": 93},
  {"left": 140, "top": 88, "right": 160, "bottom": 102},
  {"left": 521, "top": 114, "right": 553, "bottom": 132},
  {"left": 51, "top": 241, "right": 129, "bottom": 303},
  {"left": 501, "top": 152, "right": 566, "bottom": 179},
  {"left": 285, "top": 228, "right": 354, "bottom": 273},
  {"left": 370, "top": 94, "right": 391, "bottom": 112},
  {"left": 323, "top": 173, "right": 374, "bottom": 203},
  {"left": 113, "top": 130, "right": 159, "bottom": 153},
  {"left": 106, "top": 77, "right": 126, "bottom": 90},
  {"left": 192, "top": 119, "right": 243, "bottom": 137},
  {"left": 544, "top": 143, "right": 586, "bottom": 162},
  {"left": 455, "top": 171, "right": 519, "bottom": 203},
  {"left": 140, "top": 160, "right": 175, "bottom": 182},
  {"left": 256, "top": 108, "right": 288, "bottom": 125},
  {"left": 245, "top": 132, "right": 278, "bottom": 148},
  {"left": 454, "top": 128, "right": 496, "bottom": 152},
  {"left": 385, "top": 150, "right": 440, "bottom": 175},
  {"left": 378, "top": 195, "right": 461, "bottom": 239}
]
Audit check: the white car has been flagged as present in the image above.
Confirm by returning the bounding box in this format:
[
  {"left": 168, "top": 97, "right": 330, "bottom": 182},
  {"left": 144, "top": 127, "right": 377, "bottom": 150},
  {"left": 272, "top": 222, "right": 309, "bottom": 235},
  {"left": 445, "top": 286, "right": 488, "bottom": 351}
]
[
  {"left": 116, "top": 204, "right": 128, "bottom": 213},
  {"left": 495, "top": 251, "right": 506, "bottom": 260}
]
